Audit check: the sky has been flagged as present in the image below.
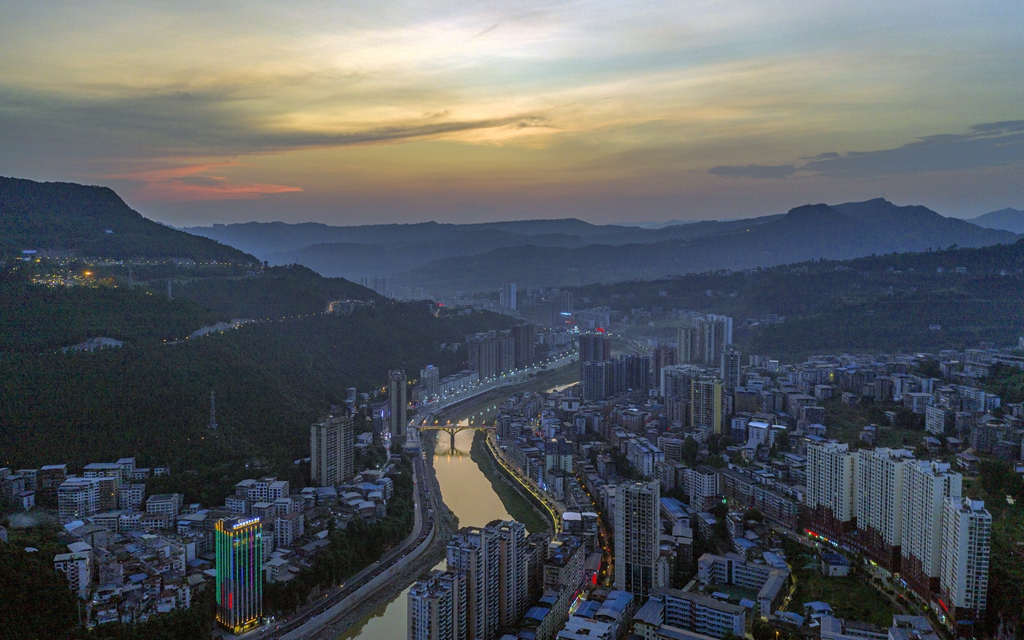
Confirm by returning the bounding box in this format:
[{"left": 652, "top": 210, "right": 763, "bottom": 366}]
[{"left": 1, "top": 1, "right": 1022, "bottom": 226}]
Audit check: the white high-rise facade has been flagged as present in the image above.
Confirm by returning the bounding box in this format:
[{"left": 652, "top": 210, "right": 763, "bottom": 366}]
[
  {"left": 856, "top": 447, "right": 913, "bottom": 567},
  {"left": 445, "top": 520, "right": 525, "bottom": 640},
  {"left": 939, "top": 498, "right": 991, "bottom": 623},
  {"left": 408, "top": 569, "right": 467, "bottom": 640},
  {"left": 614, "top": 480, "right": 663, "bottom": 599},
  {"left": 806, "top": 442, "right": 857, "bottom": 531},
  {"left": 310, "top": 415, "right": 355, "bottom": 487},
  {"left": 491, "top": 520, "right": 528, "bottom": 626},
  {"left": 500, "top": 283, "right": 517, "bottom": 311},
  {"left": 58, "top": 477, "right": 100, "bottom": 522},
  {"left": 900, "top": 460, "right": 962, "bottom": 594}
]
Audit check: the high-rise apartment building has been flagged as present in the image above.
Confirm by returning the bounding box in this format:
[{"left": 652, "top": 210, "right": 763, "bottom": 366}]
[
  {"left": 719, "top": 349, "right": 741, "bottom": 396},
  {"left": 511, "top": 323, "right": 536, "bottom": 368},
  {"left": 409, "top": 569, "right": 467, "bottom": 640},
  {"left": 215, "top": 516, "right": 263, "bottom": 634},
  {"left": 622, "top": 353, "right": 652, "bottom": 392},
  {"left": 939, "top": 498, "right": 991, "bottom": 628},
  {"left": 856, "top": 448, "right": 913, "bottom": 569},
  {"left": 444, "top": 520, "right": 527, "bottom": 640},
  {"left": 389, "top": 369, "right": 408, "bottom": 447},
  {"left": 660, "top": 364, "right": 701, "bottom": 401},
  {"left": 491, "top": 520, "right": 528, "bottom": 626},
  {"left": 614, "top": 481, "right": 663, "bottom": 599},
  {"left": 682, "top": 315, "right": 733, "bottom": 366},
  {"left": 500, "top": 283, "right": 517, "bottom": 311},
  {"left": 467, "top": 332, "right": 500, "bottom": 380},
  {"left": 310, "top": 414, "right": 355, "bottom": 487},
  {"left": 578, "top": 332, "right": 612, "bottom": 377},
  {"left": 676, "top": 326, "right": 694, "bottom": 364},
  {"left": 557, "top": 290, "right": 573, "bottom": 315},
  {"left": 691, "top": 376, "right": 723, "bottom": 434},
  {"left": 447, "top": 526, "right": 499, "bottom": 640},
  {"left": 582, "top": 360, "right": 620, "bottom": 403},
  {"left": 901, "top": 460, "right": 962, "bottom": 597},
  {"left": 805, "top": 442, "right": 857, "bottom": 536},
  {"left": 467, "top": 330, "right": 516, "bottom": 379},
  {"left": 652, "top": 345, "right": 677, "bottom": 382}
]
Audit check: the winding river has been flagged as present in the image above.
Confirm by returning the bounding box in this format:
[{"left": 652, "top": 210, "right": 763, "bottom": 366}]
[{"left": 337, "top": 408, "right": 512, "bottom": 639}]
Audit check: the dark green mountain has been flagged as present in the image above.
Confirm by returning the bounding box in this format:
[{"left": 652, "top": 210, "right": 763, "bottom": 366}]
[
  {"left": 0, "top": 179, "right": 508, "bottom": 472},
  {"left": 971, "top": 207, "right": 1024, "bottom": 234},
  {"left": 570, "top": 238, "right": 1024, "bottom": 360},
  {"left": 0, "top": 176, "right": 254, "bottom": 262}
]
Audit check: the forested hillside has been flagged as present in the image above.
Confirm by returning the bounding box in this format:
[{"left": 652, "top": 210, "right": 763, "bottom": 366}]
[
  {"left": 0, "top": 299, "right": 512, "bottom": 471},
  {"left": 572, "top": 239, "right": 1024, "bottom": 359}
]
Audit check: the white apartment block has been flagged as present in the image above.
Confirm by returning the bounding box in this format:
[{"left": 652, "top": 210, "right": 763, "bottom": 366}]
[
  {"left": 900, "top": 461, "right": 962, "bottom": 591},
  {"left": 685, "top": 466, "right": 721, "bottom": 510},
  {"left": 939, "top": 498, "right": 991, "bottom": 619},
  {"left": 856, "top": 448, "right": 913, "bottom": 549},
  {"left": 268, "top": 480, "right": 290, "bottom": 500},
  {"left": 54, "top": 551, "right": 92, "bottom": 599},
  {"left": 652, "top": 588, "right": 747, "bottom": 639},
  {"left": 273, "top": 512, "right": 305, "bottom": 549},
  {"left": 118, "top": 483, "right": 146, "bottom": 511},
  {"left": 408, "top": 569, "right": 466, "bottom": 640},
  {"left": 58, "top": 477, "right": 100, "bottom": 522},
  {"left": 806, "top": 442, "right": 857, "bottom": 526},
  {"left": 146, "top": 493, "right": 184, "bottom": 520},
  {"left": 627, "top": 438, "right": 665, "bottom": 479}
]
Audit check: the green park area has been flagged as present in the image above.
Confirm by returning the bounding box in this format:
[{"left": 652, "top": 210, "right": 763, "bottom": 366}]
[{"left": 782, "top": 539, "right": 894, "bottom": 628}]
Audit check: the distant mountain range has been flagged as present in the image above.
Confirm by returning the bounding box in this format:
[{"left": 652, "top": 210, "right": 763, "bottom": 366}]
[
  {"left": 3, "top": 176, "right": 1019, "bottom": 296},
  {"left": 185, "top": 216, "right": 778, "bottom": 278},
  {"left": 971, "top": 208, "right": 1024, "bottom": 234},
  {"left": 0, "top": 176, "right": 254, "bottom": 263},
  {"left": 393, "top": 199, "right": 1018, "bottom": 294},
  {"left": 184, "top": 199, "right": 1019, "bottom": 295}
]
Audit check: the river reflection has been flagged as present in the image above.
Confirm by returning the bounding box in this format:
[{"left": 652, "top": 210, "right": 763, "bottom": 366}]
[{"left": 337, "top": 428, "right": 511, "bottom": 639}]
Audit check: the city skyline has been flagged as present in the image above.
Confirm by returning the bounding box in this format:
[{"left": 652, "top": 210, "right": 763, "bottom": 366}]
[{"left": 1, "top": 2, "right": 1022, "bottom": 226}]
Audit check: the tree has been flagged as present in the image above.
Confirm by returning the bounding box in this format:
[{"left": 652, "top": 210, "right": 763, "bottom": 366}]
[
  {"left": 681, "top": 437, "right": 699, "bottom": 466},
  {"left": 0, "top": 543, "right": 78, "bottom": 640}
]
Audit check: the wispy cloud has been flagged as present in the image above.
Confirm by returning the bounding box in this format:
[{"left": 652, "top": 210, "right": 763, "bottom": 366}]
[
  {"left": 708, "top": 164, "right": 797, "bottom": 179},
  {"left": 709, "top": 120, "right": 1024, "bottom": 180},
  {"left": 102, "top": 162, "right": 302, "bottom": 201}
]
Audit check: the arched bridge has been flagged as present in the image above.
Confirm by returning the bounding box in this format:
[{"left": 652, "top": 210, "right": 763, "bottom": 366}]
[{"left": 418, "top": 424, "right": 492, "bottom": 449}]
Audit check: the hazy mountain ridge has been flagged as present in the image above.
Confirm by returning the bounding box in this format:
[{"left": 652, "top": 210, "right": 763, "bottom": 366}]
[
  {"left": 392, "top": 199, "right": 1018, "bottom": 294},
  {"left": 971, "top": 207, "right": 1024, "bottom": 234},
  {"left": 0, "top": 176, "right": 255, "bottom": 263},
  {"left": 185, "top": 215, "right": 781, "bottom": 279}
]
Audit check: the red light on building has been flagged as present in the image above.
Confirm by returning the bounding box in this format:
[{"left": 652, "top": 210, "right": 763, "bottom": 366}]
[{"left": 596, "top": 327, "right": 605, "bottom": 333}]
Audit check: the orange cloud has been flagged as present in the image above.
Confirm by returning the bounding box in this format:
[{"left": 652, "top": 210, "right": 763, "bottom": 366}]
[{"left": 104, "top": 161, "right": 302, "bottom": 201}]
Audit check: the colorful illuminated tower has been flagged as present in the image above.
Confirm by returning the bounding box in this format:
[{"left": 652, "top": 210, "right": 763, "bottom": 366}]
[{"left": 216, "top": 516, "right": 263, "bottom": 633}]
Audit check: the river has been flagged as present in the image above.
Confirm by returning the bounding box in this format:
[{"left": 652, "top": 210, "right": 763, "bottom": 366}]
[{"left": 336, "top": 423, "right": 511, "bottom": 640}]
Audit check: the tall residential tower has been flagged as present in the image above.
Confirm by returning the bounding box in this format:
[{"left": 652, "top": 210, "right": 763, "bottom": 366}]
[{"left": 310, "top": 414, "right": 355, "bottom": 487}]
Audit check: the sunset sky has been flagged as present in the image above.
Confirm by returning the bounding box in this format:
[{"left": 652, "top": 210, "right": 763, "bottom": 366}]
[{"left": 1, "top": 1, "right": 1022, "bottom": 226}]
